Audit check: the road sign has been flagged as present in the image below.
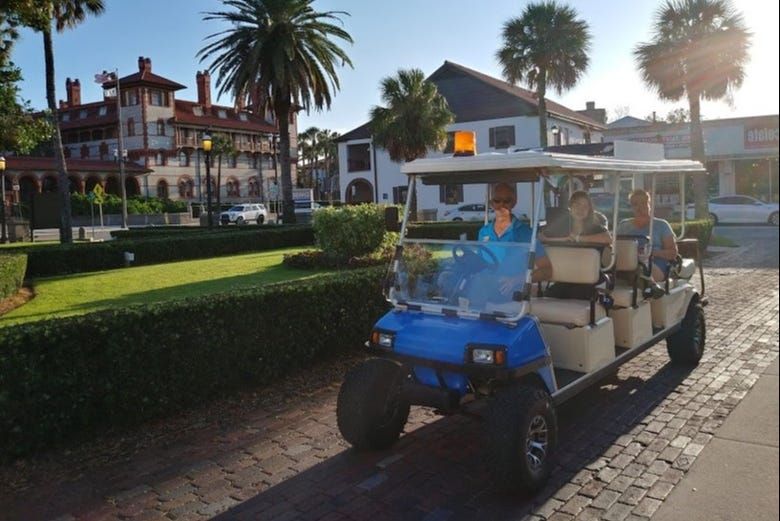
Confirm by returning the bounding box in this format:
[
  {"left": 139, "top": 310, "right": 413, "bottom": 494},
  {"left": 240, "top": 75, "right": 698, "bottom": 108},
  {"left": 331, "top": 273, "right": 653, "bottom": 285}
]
[{"left": 92, "top": 184, "right": 105, "bottom": 205}]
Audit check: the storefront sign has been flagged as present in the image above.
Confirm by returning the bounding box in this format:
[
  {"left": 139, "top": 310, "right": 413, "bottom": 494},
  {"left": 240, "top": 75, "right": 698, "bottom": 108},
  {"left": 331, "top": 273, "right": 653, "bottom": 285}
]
[
  {"left": 744, "top": 124, "right": 779, "bottom": 149},
  {"left": 628, "top": 133, "right": 690, "bottom": 149}
]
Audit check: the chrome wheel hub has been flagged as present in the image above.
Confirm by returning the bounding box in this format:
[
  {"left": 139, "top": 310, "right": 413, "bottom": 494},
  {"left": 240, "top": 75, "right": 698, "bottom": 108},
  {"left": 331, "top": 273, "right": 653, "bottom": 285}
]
[{"left": 525, "top": 415, "right": 548, "bottom": 469}]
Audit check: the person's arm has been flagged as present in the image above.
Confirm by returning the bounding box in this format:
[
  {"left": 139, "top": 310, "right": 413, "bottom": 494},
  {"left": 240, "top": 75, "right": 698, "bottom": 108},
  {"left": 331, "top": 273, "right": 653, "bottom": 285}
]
[{"left": 653, "top": 221, "right": 678, "bottom": 261}]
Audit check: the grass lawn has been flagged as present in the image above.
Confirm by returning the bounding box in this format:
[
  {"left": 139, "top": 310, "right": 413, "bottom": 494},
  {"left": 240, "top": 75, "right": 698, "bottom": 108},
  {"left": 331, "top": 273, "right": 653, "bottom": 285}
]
[{"left": 1, "top": 247, "right": 324, "bottom": 326}]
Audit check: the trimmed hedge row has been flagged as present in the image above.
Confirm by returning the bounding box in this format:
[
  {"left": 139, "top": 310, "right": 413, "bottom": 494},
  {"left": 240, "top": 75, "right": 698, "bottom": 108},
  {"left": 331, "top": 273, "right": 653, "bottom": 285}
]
[
  {"left": 0, "top": 254, "right": 27, "bottom": 299},
  {"left": 0, "top": 267, "right": 388, "bottom": 461},
  {"left": 110, "top": 224, "right": 304, "bottom": 240},
  {"left": 22, "top": 226, "right": 315, "bottom": 278}
]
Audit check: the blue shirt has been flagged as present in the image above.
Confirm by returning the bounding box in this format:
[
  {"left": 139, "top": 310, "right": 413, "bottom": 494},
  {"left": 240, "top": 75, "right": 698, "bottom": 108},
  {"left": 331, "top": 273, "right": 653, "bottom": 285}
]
[
  {"left": 617, "top": 217, "right": 674, "bottom": 271},
  {"left": 478, "top": 217, "right": 546, "bottom": 258}
]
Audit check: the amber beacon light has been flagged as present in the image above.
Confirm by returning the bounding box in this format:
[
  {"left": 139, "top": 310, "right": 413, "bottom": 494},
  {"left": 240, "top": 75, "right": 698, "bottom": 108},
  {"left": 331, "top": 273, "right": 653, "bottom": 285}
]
[{"left": 453, "top": 130, "right": 477, "bottom": 157}]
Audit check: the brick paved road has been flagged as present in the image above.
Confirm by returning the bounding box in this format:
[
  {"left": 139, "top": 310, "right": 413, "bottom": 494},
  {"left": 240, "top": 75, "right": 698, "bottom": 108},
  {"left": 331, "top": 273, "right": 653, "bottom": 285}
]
[{"left": 1, "top": 232, "right": 777, "bottom": 521}]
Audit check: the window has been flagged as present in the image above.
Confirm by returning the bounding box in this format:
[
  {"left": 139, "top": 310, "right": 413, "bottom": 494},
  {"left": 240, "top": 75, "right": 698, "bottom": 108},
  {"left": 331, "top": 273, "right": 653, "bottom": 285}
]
[
  {"left": 178, "top": 178, "right": 194, "bottom": 199},
  {"left": 61, "top": 112, "right": 70, "bottom": 122},
  {"left": 217, "top": 109, "right": 227, "bottom": 119},
  {"left": 178, "top": 151, "right": 189, "bottom": 167},
  {"left": 489, "top": 126, "right": 515, "bottom": 148},
  {"left": 154, "top": 151, "right": 165, "bottom": 166},
  {"left": 392, "top": 185, "right": 408, "bottom": 204},
  {"left": 79, "top": 131, "right": 90, "bottom": 142},
  {"left": 99, "top": 142, "right": 108, "bottom": 160},
  {"left": 228, "top": 155, "right": 237, "bottom": 168},
  {"left": 248, "top": 177, "right": 260, "bottom": 197},
  {"left": 157, "top": 119, "right": 166, "bottom": 136},
  {"left": 80, "top": 144, "right": 89, "bottom": 159},
  {"left": 157, "top": 180, "right": 169, "bottom": 199},
  {"left": 149, "top": 89, "right": 165, "bottom": 106},
  {"left": 79, "top": 110, "right": 88, "bottom": 119},
  {"left": 105, "top": 127, "right": 117, "bottom": 139},
  {"left": 347, "top": 143, "right": 371, "bottom": 172},
  {"left": 192, "top": 106, "right": 204, "bottom": 116},
  {"left": 63, "top": 147, "right": 71, "bottom": 159},
  {"left": 249, "top": 153, "right": 258, "bottom": 169},
  {"left": 239, "top": 113, "right": 248, "bottom": 122},
  {"left": 439, "top": 184, "right": 464, "bottom": 204},
  {"left": 91, "top": 129, "right": 103, "bottom": 141},
  {"left": 443, "top": 132, "right": 455, "bottom": 154},
  {"left": 226, "top": 179, "right": 240, "bottom": 197},
  {"left": 584, "top": 129, "right": 592, "bottom": 144},
  {"left": 124, "top": 89, "right": 138, "bottom": 106},
  {"left": 98, "top": 106, "right": 108, "bottom": 117},
  {"left": 127, "top": 118, "right": 135, "bottom": 137}
]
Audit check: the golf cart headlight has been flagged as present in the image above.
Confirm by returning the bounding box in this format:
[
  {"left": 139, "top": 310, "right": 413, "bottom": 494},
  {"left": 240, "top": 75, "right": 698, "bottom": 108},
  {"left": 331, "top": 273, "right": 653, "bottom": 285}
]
[
  {"left": 371, "top": 330, "right": 394, "bottom": 349},
  {"left": 472, "top": 349, "right": 495, "bottom": 364},
  {"left": 469, "top": 345, "right": 507, "bottom": 365}
]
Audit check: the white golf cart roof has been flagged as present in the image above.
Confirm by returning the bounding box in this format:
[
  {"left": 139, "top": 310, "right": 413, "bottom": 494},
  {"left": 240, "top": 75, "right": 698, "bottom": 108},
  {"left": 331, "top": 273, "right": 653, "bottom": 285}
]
[{"left": 401, "top": 150, "right": 706, "bottom": 185}]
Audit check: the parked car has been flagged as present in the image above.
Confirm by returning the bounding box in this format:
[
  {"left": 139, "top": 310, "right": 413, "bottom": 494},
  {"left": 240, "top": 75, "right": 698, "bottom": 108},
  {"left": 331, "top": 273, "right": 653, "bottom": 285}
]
[
  {"left": 686, "top": 195, "right": 779, "bottom": 225},
  {"left": 441, "top": 203, "right": 495, "bottom": 221},
  {"left": 219, "top": 203, "right": 267, "bottom": 225}
]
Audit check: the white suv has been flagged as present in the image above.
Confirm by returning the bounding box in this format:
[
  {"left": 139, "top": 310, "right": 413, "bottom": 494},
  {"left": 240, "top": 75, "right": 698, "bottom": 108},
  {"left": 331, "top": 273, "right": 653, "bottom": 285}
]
[{"left": 220, "top": 204, "right": 267, "bottom": 225}]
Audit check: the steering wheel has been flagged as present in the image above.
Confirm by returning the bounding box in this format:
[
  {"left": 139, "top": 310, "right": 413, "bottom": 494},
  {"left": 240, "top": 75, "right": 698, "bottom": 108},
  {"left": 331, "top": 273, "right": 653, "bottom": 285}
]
[{"left": 451, "top": 244, "right": 500, "bottom": 272}]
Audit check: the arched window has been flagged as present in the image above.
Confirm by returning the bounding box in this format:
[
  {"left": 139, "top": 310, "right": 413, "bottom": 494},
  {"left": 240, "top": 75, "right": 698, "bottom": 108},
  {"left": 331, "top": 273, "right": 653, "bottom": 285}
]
[
  {"left": 226, "top": 178, "right": 240, "bottom": 197},
  {"left": 157, "top": 180, "right": 169, "bottom": 199},
  {"left": 80, "top": 144, "right": 89, "bottom": 158},
  {"left": 178, "top": 151, "right": 190, "bottom": 167},
  {"left": 99, "top": 142, "right": 109, "bottom": 160},
  {"left": 178, "top": 177, "right": 194, "bottom": 199},
  {"left": 155, "top": 150, "right": 165, "bottom": 166},
  {"left": 248, "top": 177, "right": 260, "bottom": 198},
  {"left": 157, "top": 119, "right": 166, "bottom": 136}
]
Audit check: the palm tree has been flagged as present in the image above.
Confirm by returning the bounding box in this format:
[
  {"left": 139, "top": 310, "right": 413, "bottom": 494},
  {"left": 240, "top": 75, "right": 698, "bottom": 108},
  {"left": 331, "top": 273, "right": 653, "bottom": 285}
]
[
  {"left": 369, "top": 69, "right": 454, "bottom": 217},
  {"left": 635, "top": 0, "right": 751, "bottom": 219},
  {"left": 16, "top": 0, "right": 105, "bottom": 242},
  {"left": 298, "top": 126, "right": 320, "bottom": 189},
  {"left": 496, "top": 1, "right": 591, "bottom": 148},
  {"left": 198, "top": 0, "right": 353, "bottom": 224},
  {"left": 211, "top": 133, "right": 235, "bottom": 215}
]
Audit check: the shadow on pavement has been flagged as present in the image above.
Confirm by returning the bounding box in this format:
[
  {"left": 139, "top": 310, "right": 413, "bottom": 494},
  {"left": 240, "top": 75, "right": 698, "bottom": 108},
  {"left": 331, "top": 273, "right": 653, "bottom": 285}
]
[{"left": 212, "top": 357, "right": 695, "bottom": 520}]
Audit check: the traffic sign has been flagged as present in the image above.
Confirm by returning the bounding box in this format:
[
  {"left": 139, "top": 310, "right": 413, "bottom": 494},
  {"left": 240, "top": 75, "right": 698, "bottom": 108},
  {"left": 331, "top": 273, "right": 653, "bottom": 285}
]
[{"left": 92, "top": 184, "right": 105, "bottom": 204}]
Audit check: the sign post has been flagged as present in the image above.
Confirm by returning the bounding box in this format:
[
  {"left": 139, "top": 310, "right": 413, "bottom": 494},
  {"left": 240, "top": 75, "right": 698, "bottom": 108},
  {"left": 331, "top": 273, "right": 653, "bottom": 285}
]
[
  {"left": 92, "top": 184, "right": 105, "bottom": 229},
  {"left": 86, "top": 191, "right": 96, "bottom": 239}
]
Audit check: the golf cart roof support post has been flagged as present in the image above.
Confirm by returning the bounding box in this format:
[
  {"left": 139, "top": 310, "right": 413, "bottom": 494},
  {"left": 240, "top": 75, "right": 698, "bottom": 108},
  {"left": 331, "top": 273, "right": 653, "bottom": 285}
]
[
  {"left": 676, "top": 172, "right": 686, "bottom": 240},
  {"left": 524, "top": 173, "right": 545, "bottom": 313},
  {"left": 649, "top": 174, "right": 657, "bottom": 254},
  {"left": 399, "top": 175, "right": 416, "bottom": 240},
  {"left": 484, "top": 184, "right": 490, "bottom": 225},
  {"left": 603, "top": 172, "right": 619, "bottom": 271}
]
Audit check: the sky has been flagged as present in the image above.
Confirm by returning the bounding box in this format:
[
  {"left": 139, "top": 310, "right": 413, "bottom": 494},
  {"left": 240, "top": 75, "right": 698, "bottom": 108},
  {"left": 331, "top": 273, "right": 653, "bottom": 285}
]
[{"left": 7, "top": 0, "right": 779, "bottom": 136}]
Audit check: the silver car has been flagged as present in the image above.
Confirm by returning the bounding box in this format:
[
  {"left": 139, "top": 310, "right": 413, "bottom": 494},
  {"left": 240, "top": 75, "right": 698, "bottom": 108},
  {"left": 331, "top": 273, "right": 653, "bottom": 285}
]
[
  {"left": 687, "top": 195, "right": 779, "bottom": 225},
  {"left": 219, "top": 204, "right": 268, "bottom": 225}
]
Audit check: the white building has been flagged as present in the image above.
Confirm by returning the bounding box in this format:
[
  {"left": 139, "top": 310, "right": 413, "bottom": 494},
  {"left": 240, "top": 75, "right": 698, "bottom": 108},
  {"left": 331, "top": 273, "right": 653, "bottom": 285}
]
[{"left": 336, "top": 61, "right": 606, "bottom": 219}]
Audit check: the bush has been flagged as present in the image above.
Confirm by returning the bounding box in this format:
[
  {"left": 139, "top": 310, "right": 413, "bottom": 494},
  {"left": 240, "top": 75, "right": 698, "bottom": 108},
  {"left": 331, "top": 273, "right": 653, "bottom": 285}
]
[
  {"left": 0, "top": 254, "right": 27, "bottom": 299},
  {"left": 110, "top": 224, "right": 305, "bottom": 240},
  {"left": 313, "top": 204, "right": 386, "bottom": 260},
  {"left": 406, "top": 221, "right": 482, "bottom": 240},
  {"left": 0, "top": 267, "right": 388, "bottom": 461},
  {"left": 671, "top": 218, "right": 714, "bottom": 250},
  {"left": 22, "top": 226, "right": 315, "bottom": 278}
]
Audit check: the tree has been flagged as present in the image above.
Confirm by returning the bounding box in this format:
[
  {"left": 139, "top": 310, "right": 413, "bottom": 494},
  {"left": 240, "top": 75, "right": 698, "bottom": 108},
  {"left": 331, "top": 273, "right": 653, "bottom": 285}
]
[
  {"left": 635, "top": 0, "right": 751, "bottom": 218},
  {"left": 298, "top": 126, "right": 320, "bottom": 189},
  {"left": 0, "top": 63, "right": 53, "bottom": 154},
  {"left": 198, "top": 0, "right": 353, "bottom": 224},
  {"left": 369, "top": 69, "right": 454, "bottom": 217},
  {"left": 496, "top": 1, "right": 591, "bottom": 148},
  {"left": 10, "top": 0, "right": 105, "bottom": 242},
  {"left": 210, "top": 133, "right": 235, "bottom": 215}
]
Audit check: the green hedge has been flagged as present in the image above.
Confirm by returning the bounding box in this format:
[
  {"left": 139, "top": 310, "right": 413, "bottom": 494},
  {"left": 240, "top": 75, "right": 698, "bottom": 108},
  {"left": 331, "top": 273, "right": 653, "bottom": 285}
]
[
  {"left": 23, "top": 226, "right": 315, "bottom": 278},
  {"left": 111, "top": 224, "right": 309, "bottom": 240},
  {"left": 71, "top": 194, "right": 187, "bottom": 217},
  {"left": 0, "top": 267, "right": 388, "bottom": 461},
  {"left": 0, "top": 254, "right": 27, "bottom": 299},
  {"left": 671, "top": 219, "right": 714, "bottom": 250}
]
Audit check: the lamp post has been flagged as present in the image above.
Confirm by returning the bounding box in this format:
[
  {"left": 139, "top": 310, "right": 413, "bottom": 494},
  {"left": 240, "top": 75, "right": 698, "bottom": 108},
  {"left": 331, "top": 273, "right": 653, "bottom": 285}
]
[
  {"left": 0, "top": 156, "right": 7, "bottom": 243},
  {"left": 202, "top": 133, "right": 213, "bottom": 227},
  {"left": 551, "top": 125, "right": 560, "bottom": 147}
]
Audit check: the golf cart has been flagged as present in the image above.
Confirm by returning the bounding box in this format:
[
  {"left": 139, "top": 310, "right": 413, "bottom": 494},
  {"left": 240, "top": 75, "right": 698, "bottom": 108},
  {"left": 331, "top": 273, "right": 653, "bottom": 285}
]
[{"left": 336, "top": 135, "right": 707, "bottom": 491}]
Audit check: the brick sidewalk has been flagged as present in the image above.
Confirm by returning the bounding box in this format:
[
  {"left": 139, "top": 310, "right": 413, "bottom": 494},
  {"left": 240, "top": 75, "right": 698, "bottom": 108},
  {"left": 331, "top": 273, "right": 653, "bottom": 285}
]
[{"left": 1, "top": 257, "right": 778, "bottom": 520}]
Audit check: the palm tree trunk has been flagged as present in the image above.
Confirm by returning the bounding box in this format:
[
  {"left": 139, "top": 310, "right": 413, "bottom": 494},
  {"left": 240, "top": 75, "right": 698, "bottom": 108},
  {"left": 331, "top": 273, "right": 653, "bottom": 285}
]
[
  {"left": 43, "top": 26, "right": 73, "bottom": 243},
  {"left": 537, "top": 69, "right": 548, "bottom": 149},
  {"left": 276, "top": 97, "right": 296, "bottom": 224},
  {"left": 688, "top": 93, "right": 709, "bottom": 220}
]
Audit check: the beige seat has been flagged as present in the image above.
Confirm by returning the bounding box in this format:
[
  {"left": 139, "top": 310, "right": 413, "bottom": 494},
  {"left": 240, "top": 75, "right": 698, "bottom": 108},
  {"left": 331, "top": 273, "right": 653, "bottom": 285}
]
[
  {"left": 531, "top": 297, "right": 606, "bottom": 327},
  {"left": 609, "top": 239, "right": 645, "bottom": 308},
  {"left": 610, "top": 285, "right": 638, "bottom": 308}
]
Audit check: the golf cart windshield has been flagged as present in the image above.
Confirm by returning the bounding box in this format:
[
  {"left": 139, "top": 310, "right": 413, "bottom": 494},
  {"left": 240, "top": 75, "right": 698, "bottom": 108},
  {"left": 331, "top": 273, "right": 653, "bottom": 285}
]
[{"left": 390, "top": 238, "right": 531, "bottom": 319}]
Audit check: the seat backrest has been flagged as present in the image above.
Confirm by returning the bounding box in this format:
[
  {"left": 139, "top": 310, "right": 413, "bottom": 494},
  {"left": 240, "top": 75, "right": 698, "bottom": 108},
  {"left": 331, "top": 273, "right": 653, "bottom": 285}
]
[
  {"left": 545, "top": 245, "right": 602, "bottom": 285},
  {"left": 615, "top": 239, "right": 639, "bottom": 272}
]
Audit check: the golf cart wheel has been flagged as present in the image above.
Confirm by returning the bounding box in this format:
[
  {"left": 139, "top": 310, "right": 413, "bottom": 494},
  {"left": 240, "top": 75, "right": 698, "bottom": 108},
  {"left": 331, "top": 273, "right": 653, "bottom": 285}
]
[
  {"left": 257, "top": 215, "right": 265, "bottom": 225},
  {"left": 485, "top": 385, "right": 557, "bottom": 492},
  {"left": 337, "top": 358, "right": 410, "bottom": 450},
  {"left": 770, "top": 212, "right": 779, "bottom": 226},
  {"left": 667, "top": 299, "right": 705, "bottom": 365}
]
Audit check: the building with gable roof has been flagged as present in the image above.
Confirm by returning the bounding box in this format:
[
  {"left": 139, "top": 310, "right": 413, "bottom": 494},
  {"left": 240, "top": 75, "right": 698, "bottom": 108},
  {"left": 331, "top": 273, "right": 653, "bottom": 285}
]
[{"left": 336, "top": 61, "right": 606, "bottom": 219}]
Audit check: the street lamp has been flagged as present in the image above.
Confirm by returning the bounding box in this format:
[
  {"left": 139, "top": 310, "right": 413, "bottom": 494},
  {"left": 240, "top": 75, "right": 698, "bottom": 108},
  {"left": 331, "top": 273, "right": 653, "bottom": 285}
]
[
  {"left": 202, "top": 133, "right": 213, "bottom": 227},
  {"left": 0, "top": 156, "right": 7, "bottom": 243}
]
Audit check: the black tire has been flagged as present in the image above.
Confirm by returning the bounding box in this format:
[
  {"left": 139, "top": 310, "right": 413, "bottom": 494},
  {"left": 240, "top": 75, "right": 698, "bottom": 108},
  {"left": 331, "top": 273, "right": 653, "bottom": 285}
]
[
  {"left": 236, "top": 216, "right": 245, "bottom": 226},
  {"left": 770, "top": 212, "right": 779, "bottom": 226},
  {"left": 452, "top": 217, "right": 463, "bottom": 222},
  {"left": 709, "top": 213, "right": 718, "bottom": 225},
  {"left": 257, "top": 215, "right": 265, "bottom": 225},
  {"left": 485, "top": 385, "right": 557, "bottom": 492},
  {"left": 337, "top": 358, "right": 410, "bottom": 450},
  {"left": 667, "top": 299, "right": 705, "bottom": 365}
]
